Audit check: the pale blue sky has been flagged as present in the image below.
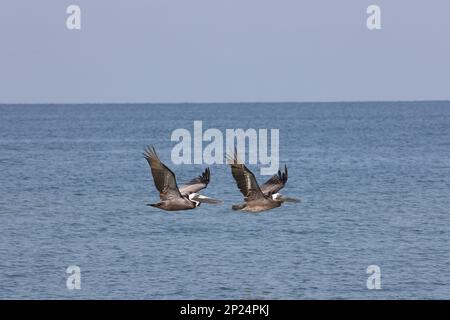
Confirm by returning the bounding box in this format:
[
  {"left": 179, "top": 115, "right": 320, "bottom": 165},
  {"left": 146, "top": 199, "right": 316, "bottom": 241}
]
[{"left": 0, "top": 0, "right": 449, "bottom": 103}]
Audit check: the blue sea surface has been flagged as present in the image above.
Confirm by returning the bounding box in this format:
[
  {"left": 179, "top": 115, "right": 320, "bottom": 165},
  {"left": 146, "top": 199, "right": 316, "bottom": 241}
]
[{"left": 0, "top": 102, "right": 449, "bottom": 299}]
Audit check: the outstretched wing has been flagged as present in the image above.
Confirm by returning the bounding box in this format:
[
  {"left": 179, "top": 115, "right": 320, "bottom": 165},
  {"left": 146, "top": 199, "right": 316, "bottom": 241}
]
[
  {"left": 179, "top": 167, "right": 210, "bottom": 194},
  {"left": 143, "top": 146, "right": 183, "bottom": 201},
  {"left": 226, "top": 149, "right": 264, "bottom": 201},
  {"left": 260, "top": 165, "right": 288, "bottom": 196}
]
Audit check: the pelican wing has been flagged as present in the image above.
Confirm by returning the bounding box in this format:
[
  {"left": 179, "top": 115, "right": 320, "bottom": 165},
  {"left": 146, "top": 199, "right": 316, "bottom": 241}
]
[
  {"left": 227, "top": 149, "right": 264, "bottom": 201},
  {"left": 179, "top": 167, "right": 210, "bottom": 194},
  {"left": 260, "top": 165, "right": 288, "bottom": 195},
  {"left": 143, "top": 146, "right": 183, "bottom": 201}
]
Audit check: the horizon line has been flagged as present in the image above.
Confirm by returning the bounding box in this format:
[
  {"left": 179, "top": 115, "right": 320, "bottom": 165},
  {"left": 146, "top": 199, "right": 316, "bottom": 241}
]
[{"left": 0, "top": 98, "right": 449, "bottom": 105}]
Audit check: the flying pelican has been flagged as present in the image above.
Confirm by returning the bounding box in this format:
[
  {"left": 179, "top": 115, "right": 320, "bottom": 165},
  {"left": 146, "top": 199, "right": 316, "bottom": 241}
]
[
  {"left": 144, "top": 146, "right": 222, "bottom": 211},
  {"left": 227, "top": 150, "right": 300, "bottom": 212}
]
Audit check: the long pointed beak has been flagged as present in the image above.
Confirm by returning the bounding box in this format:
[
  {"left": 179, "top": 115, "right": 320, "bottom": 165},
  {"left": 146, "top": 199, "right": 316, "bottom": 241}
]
[
  {"left": 281, "top": 197, "right": 301, "bottom": 203},
  {"left": 191, "top": 194, "right": 223, "bottom": 204},
  {"left": 198, "top": 197, "right": 223, "bottom": 204}
]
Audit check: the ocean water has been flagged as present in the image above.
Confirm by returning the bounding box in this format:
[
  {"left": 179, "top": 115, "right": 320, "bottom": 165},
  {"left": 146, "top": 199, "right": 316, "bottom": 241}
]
[{"left": 0, "top": 101, "right": 450, "bottom": 299}]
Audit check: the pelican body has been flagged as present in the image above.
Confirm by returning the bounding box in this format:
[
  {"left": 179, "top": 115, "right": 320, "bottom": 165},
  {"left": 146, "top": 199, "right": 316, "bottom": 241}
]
[
  {"left": 227, "top": 150, "right": 300, "bottom": 212},
  {"left": 144, "top": 146, "right": 222, "bottom": 211}
]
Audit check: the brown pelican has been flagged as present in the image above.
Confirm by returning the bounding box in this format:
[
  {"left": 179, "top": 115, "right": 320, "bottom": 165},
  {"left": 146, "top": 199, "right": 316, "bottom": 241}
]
[
  {"left": 227, "top": 150, "right": 300, "bottom": 212},
  {"left": 144, "top": 146, "right": 222, "bottom": 211}
]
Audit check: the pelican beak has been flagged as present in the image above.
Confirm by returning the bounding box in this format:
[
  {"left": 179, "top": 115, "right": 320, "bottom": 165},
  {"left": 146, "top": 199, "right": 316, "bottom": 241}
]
[{"left": 281, "top": 197, "right": 301, "bottom": 203}]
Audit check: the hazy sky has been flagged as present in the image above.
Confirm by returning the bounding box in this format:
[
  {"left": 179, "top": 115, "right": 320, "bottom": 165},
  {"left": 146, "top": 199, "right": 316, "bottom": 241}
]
[{"left": 0, "top": 0, "right": 449, "bottom": 103}]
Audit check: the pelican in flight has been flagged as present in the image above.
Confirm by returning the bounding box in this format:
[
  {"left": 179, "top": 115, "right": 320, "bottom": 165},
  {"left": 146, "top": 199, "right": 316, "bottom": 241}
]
[
  {"left": 227, "top": 150, "right": 300, "bottom": 212},
  {"left": 144, "top": 146, "right": 222, "bottom": 211}
]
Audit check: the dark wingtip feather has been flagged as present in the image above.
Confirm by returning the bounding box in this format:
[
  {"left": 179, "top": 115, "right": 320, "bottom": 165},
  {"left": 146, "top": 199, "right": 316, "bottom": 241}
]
[
  {"left": 226, "top": 147, "right": 244, "bottom": 166},
  {"left": 143, "top": 145, "right": 160, "bottom": 163},
  {"left": 226, "top": 148, "right": 237, "bottom": 165},
  {"left": 203, "top": 167, "right": 210, "bottom": 184},
  {"left": 143, "top": 145, "right": 150, "bottom": 160}
]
